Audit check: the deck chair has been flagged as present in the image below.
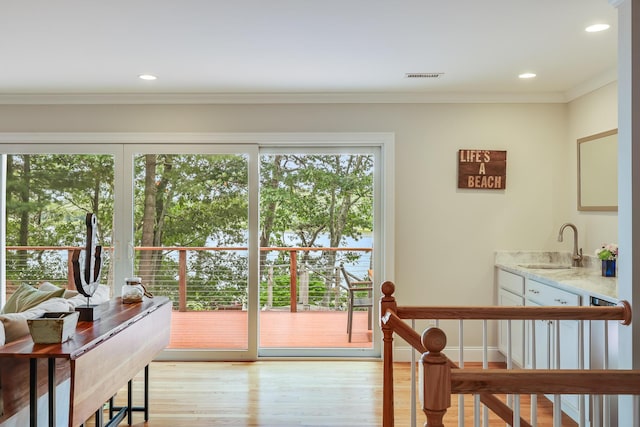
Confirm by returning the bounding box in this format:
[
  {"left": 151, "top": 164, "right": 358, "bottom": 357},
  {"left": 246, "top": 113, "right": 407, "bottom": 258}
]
[{"left": 339, "top": 264, "right": 374, "bottom": 342}]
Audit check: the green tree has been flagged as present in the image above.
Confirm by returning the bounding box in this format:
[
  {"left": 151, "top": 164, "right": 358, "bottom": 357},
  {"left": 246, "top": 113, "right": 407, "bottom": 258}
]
[
  {"left": 259, "top": 154, "right": 373, "bottom": 268},
  {"left": 5, "top": 154, "right": 114, "bottom": 289}
]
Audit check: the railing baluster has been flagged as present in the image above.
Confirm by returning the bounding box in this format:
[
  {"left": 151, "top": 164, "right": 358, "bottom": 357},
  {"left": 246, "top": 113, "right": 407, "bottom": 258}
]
[
  {"left": 579, "top": 319, "right": 585, "bottom": 427},
  {"left": 530, "top": 319, "right": 538, "bottom": 426},
  {"left": 553, "top": 320, "right": 561, "bottom": 427},
  {"left": 507, "top": 319, "right": 514, "bottom": 421},
  {"left": 603, "top": 319, "right": 610, "bottom": 427},
  {"left": 473, "top": 394, "right": 480, "bottom": 427},
  {"left": 459, "top": 319, "right": 464, "bottom": 427},
  {"left": 482, "top": 319, "right": 488, "bottom": 427},
  {"left": 411, "top": 319, "right": 417, "bottom": 427}
]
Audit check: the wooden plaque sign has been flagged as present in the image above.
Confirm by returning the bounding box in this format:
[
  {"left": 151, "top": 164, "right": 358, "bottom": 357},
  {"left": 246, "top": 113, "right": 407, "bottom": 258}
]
[{"left": 458, "top": 149, "right": 507, "bottom": 189}]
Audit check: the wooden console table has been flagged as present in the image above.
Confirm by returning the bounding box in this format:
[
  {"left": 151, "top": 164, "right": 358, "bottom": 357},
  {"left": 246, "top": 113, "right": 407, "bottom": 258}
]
[{"left": 0, "top": 296, "right": 171, "bottom": 427}]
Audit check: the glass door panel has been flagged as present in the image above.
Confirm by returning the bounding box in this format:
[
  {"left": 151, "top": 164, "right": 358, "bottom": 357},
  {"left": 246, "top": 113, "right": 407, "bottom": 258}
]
[
  {"left": 127, "top": 148, "right": 257, "bottom": 357},
  {"left": 258, "top": 151, "right": 375, "bottom": 355},
  {"left": 1, "top": 150, "right": 116, "bottom": 302}
]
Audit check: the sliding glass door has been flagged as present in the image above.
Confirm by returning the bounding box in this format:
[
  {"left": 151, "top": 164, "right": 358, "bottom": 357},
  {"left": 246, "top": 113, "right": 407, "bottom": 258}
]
[
  {"left": 124, "top": 145, "right": 259, "bottom": 360},
  {"left": 257, "top": 149, "right": 376, "bottom": 357},
  {"left": 1, "top": 133, "right": 390, "bottom": 360},
  {"left": 0, "top": 145, "right": 120, "bottom": 307}
]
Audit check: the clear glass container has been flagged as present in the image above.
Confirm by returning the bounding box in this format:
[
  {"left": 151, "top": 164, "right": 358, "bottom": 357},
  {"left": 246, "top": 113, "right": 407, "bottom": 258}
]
[{"left": 122, "top": 277, "right": 144, "bottom": 304}]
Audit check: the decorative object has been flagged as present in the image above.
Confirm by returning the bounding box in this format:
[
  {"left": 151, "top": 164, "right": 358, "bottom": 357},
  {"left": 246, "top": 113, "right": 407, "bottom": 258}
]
[
  {"left": 27, "top": 311, "right": 79, "bottom": 344},
  {"left": 596, "top": 243, "right": 618, "bottom": 277},
  {"left": 122, "top": 277, "right": 145, "bottom": 304},
  {"left": 71, "top": 213, "right": 103, "bottom": 321},
  {"left": 602, "top": 260, "right": 616, "bottom": 277},
  {"left": 457, "top": 149, "right": 507, "bottom": 189}
]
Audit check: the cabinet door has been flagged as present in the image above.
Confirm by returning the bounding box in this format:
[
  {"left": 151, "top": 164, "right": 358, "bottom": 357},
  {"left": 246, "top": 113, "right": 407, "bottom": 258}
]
[
  {"left": 558, "top": 319, "right": 581, "bottom": 417},
  {"left": 498, "top": 289, "right": 524, "bottom": 367},
  {"left": 525, "top": 300, "right": 551, "bottom": 369}
]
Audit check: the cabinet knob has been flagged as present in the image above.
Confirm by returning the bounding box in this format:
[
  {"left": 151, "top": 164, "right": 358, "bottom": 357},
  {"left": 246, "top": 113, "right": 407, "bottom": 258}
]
[{"left": 554, "top": 298, "right": 567, "bottom": 305}]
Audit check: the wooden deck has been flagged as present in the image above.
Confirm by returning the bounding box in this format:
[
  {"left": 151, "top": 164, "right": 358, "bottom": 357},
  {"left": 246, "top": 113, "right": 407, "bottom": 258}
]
[{"left": 168, "top": 310, "right": 373, "bottom": 349}]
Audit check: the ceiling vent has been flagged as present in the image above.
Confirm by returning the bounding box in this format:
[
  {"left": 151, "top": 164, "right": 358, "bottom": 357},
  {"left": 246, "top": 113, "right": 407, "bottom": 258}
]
[{"left": 405, "top": 72, "right": 444, "bottom": 79}]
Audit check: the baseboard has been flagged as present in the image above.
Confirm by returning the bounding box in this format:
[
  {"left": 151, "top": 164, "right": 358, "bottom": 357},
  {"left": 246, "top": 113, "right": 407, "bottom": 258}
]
[{"left": 392, "top": 345, "right": 505, "bottom": 364}]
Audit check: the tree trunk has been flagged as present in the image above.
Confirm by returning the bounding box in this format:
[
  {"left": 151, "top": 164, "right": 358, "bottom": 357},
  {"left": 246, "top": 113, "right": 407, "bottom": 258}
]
[
  {"left": 151, "top": 155, "right": 173, "bottom": 288},
  {"left": 260, "top": 155, "right": 284, "bottom": 278},
  {"left": 14, "top": 156, "right": 31, "bottom": 268},
  {"left": 139, "top": 155, "right": 157, "bottom": 288},
  {"left": 19, "top": 155, "right": 30, "bottom": 247}
]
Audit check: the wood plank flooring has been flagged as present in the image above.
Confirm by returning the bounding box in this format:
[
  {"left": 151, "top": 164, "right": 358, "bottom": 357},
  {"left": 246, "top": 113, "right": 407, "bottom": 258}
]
[{"left": 87, "top": 361, "right": 577, "bottom": 427}]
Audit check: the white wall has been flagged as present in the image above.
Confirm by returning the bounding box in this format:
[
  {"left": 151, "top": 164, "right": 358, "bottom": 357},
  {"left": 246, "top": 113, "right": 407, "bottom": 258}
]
[
  {"left": 0, "top": 102, "right": 569, "bottom": 351},
  {"left": 565, "top": 82, "right": 619, "bottom": 255}
]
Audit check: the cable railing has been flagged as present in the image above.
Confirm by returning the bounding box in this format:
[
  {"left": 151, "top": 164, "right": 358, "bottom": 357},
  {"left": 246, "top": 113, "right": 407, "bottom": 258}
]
[{"left": 4, "top": 245, "right": 372, "bottom": 313}]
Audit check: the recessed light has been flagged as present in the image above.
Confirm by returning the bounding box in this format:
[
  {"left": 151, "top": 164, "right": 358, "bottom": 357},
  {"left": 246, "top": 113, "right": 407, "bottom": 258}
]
[
  {"left": 518, "top": 73, "right": 537, "bottom": 79},
  {"left": 138, "top": 74, "right": 158, "bottom": 81},
  {"left": 585, "top": 23, "right": 610, "bottom": 33}
]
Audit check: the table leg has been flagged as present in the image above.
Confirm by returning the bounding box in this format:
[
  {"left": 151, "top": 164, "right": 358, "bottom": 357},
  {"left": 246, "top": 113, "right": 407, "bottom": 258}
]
[
  {"left": 144, "top": 365, "right": 149, "bottom": 421},
  {"left": 127, "top": 379, "right": 133, "bottom": 425},
  {"left": 48, "top": 358, "right": 56, "bottom": 427},
  {"left": 30, "top": 359, "right": 37, "bottom": 427},
  {"left": 95, "top": 406, "right": 104, "bottom": 427},
  {"left": 106, "top": 364, "right": 151, "bottom": 426}
]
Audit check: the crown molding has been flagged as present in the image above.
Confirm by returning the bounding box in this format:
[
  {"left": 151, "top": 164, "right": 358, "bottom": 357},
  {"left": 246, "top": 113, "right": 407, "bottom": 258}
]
[
  {"left": 565, "top": 67, "right": 618, "bottom": 101},
  {"left": 0, "top": 70, "right": 617, "bottom": 106},
  {"left": 0, "top": 91, "right": 569, "bottom": 105},
  {"left": 0, "top": 131, "right": 395, "bottom": 145}
]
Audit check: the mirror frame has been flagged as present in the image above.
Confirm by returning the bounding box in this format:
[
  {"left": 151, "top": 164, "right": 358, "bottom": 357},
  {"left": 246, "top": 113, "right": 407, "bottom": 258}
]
[{"left": 577, "top": 129, "right": 618, "bottom": 212}]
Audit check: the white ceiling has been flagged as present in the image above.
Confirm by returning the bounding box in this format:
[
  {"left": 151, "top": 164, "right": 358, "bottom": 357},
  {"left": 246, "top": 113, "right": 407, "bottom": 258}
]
[{"left": 0, "top": 0, "right": 618, "bottom": 103}]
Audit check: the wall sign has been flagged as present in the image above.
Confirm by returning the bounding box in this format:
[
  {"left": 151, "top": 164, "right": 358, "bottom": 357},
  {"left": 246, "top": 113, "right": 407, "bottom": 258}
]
[{"left": 457, "top": 149, "right": 507, "bottom": 189}]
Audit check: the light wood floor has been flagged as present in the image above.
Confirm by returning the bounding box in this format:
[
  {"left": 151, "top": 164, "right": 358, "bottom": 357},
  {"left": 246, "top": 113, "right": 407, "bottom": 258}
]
[{"left": 93, "top": 361, "right": 577, "bottom": 427}]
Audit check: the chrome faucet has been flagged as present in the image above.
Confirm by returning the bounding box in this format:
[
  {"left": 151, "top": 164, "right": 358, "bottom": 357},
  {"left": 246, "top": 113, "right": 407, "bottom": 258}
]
[{"left": 557, "top": 223, "right": 583, "bottom": 267}]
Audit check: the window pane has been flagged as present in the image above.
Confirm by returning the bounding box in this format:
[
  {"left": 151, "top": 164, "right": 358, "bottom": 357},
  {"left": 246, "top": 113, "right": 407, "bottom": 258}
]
[
  {"left": 132, "top": 153, "right": 250, "bottom": 350},
  {"left": 259, "top": 153, "right": 374, "bottom": 349},
  {"left": 4, "top": 154, "right": 114, "bottom": 297}
]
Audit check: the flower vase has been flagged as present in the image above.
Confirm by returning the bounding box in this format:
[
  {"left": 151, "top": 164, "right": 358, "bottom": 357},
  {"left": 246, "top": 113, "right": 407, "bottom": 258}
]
[{"left": 601, "top": 259, "right": 616, "bottom": 277}]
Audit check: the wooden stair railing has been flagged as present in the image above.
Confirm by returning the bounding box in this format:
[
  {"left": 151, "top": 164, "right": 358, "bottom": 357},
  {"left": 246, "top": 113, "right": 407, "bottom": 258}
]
[
  {"left": 379, "top": 280, "right": 633, "bottom": 427},
  {"left": 382, "top": 309, "right": 534, "bottom": 427}
]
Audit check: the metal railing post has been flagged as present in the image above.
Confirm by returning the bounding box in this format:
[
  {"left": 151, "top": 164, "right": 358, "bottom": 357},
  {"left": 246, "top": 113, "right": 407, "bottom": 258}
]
[
  {"left": 290, "top": 250, "right": 297, "bottom": 313},
  {"left": 178, "top": 249, "right": 187, "bottom": 312}
]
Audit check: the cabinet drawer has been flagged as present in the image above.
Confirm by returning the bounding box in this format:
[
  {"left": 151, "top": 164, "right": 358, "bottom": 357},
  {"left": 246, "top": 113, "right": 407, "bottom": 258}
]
[
  {"left": 525, "top": 279, "right": 580, "bottom": 306},
  {"left": 497, "top": 269, "right": 524, "bottom": 295}
]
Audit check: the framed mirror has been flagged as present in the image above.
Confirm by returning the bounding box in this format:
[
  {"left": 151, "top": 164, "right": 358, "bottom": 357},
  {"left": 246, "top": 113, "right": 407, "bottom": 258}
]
[{"left": 577, "top": 129, "right": 618, "bottom": 211}]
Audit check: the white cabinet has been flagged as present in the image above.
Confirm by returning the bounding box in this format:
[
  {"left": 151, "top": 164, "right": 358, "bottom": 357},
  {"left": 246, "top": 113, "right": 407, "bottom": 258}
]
[
  {"left": 525, "top": 278, "right": 581, "bottom": 422},
  {"left": 498, "top": 288, "right": 525, "bottom": 367},
  {"left": 497, "top": 270, "right": 525, "bottom": 367}
]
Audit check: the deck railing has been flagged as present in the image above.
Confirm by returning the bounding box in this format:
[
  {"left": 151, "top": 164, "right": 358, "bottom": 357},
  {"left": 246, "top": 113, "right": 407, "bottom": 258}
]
[
  {"left": 4, "top": 245, "right": 372, "bottom": 313},
  {"left": 380, "top": 280, "right": 639, "bottom": 427}
]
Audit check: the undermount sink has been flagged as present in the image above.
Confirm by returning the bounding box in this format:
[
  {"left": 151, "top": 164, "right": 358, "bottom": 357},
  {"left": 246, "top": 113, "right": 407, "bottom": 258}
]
[{"left": 517, "top": 263, "right": 572, "bottom": 270}]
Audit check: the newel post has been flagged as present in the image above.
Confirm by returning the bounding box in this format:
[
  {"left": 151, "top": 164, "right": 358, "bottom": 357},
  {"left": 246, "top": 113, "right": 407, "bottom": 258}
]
[
  {"left": 421, "top": 327, "right": 451, "bottom": 427},
  {"left": 380, "top": 281, "right": 398, "bottom": 427}
]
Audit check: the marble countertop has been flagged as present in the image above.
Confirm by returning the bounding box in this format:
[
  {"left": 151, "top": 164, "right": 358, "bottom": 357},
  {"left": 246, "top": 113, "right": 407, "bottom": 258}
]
[{"left": 495, "top": 251, "right": 618, "bottom": 302}]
